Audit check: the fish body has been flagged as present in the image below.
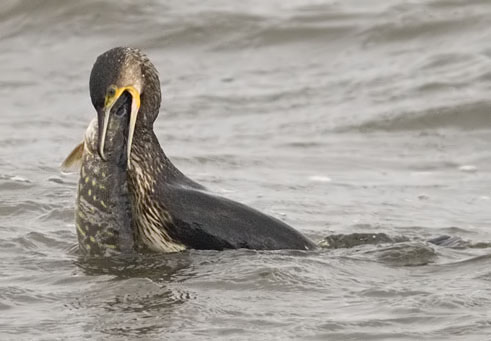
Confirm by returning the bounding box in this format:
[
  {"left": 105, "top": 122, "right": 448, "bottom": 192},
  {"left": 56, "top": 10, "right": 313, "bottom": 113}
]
[{"left": 66, "top": 92, "right": 134, "bottom": 256}]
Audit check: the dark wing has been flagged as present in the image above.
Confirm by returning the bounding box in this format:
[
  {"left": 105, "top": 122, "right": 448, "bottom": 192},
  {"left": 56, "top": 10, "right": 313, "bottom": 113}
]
[{"left": 158, "top": 183, "right": 317, "bottom": 251}]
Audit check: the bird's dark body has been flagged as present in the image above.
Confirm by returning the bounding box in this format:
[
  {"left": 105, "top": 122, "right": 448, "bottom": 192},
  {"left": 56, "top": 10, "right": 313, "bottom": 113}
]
[
  {"left": 163, "top": 183, "right": 317, "bottom": 250},
  {"left": 128, "top": 129, "right": 317, "bottom": 252},
  {"left": 85, "top": 47, "right": 317, "bottom": 253}
]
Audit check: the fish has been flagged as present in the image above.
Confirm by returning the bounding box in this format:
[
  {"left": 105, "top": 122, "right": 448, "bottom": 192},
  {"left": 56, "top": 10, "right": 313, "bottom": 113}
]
[{"left": 62, "top": 91, "right": 134, "bottom": 256}]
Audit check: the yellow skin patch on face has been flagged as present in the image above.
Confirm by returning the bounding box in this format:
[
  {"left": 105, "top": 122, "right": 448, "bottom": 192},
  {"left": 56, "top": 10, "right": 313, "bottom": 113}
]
[{"left": 104, "top": 85, "right": 141, "bottom": 109}]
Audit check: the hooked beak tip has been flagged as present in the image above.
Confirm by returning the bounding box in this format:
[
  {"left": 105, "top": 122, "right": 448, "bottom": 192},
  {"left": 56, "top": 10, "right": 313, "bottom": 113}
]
[{"left": 97, "top": 147, "right": 106, "bottom": 161}]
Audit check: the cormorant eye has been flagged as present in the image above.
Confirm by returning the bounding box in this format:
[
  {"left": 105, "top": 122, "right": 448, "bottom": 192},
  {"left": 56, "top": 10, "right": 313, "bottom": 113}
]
[{"left": 107, "top": 86, "right": 116, "bottom": 98}]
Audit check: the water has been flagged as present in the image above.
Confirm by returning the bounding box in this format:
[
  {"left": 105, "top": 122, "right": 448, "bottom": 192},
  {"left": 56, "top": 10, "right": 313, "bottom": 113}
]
[{"left": 1, "top": 0, "right": 491, "bottom": 339}]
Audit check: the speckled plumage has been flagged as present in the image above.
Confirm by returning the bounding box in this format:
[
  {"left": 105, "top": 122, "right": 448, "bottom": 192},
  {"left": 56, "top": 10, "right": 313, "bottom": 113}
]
[
  {"left": 89, "top": 47, "right": 317, "bottom": 252},
  {"left": 75, "top": 94, "right": 134, "bottom": 256}
]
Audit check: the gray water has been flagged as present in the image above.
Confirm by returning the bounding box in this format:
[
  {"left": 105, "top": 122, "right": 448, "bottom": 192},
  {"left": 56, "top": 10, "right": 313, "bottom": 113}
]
[{"left": 1, "top": 0, "right": 491, "bottom": 339}]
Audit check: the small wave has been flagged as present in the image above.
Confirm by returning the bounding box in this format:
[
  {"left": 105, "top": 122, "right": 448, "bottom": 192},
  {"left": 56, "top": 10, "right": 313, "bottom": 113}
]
[
  {"left": 361, "top": 0, "right": 486, "bottom": 46},
  {"left": 0, "top": 174, "right": 33, "bottom": 191},
  {"left": 0, "top": 0, "right": 156, "bottom": 43},
  {"left": 319, "top": 233, "right": 409, "bottom": 249},
  {"left": 363, "top": 16, "right": 481, "bottom": 46},
  {"left": 37, "top": 207, "right": 74, "bottom": 223},
  {"left": 364, "top": 242, "right": 437, "bottom": 266},
  {"left": 213, "top": 23, "right": 354, "bottom": 51},
  {"left": 75, "top": 251, "right": 193, "bottom": 280},
  {"left": 7, "top": 231, "right": 75, "bottom": 255},
  {"left": 445, "top": 253, "right": 491, "bottom": 267},
  {"left": 0, "top": 1, "right": 361, "bottom": 51},
  {"left": 338, "top": 101, "right": 491, "bottom": 132},
  {"left": 0, "top": 200, "right": 49, "bottom": 218}
]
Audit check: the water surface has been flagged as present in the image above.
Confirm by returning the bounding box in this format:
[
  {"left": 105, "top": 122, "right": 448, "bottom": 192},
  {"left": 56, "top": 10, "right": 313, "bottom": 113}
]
[{"left": 1, "top": 0, "right": 491, "bottom": 339}]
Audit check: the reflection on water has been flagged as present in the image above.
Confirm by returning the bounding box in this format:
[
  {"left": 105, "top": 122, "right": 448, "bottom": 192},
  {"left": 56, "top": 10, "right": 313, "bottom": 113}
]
[
  {"left": 74, "top": 252, "right": 192, "bottom": 279},
  {"left": 1, "top": 0, "right": 491, "bottom": 339}
]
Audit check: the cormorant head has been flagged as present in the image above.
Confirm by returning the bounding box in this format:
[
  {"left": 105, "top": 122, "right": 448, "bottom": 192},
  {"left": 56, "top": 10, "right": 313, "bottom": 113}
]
[
  {"left": 89, "top": 47, "right": 161, "bottom": 167},
  {"left": 84, "top": 91, "right": 132, "bottom": 168}
]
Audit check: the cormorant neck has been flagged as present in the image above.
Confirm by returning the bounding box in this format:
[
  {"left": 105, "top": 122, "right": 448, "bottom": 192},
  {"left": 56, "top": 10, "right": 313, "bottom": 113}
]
[
  {"left": 133, "top": 122, "right": 166, "bottom": 159},
  {"left": 130, "top": 121, "right": 200, "bottom": 187},
  {"left": 131, "top": 122, "right": 172, "bottom": 173},
  {"left": 134, "top": 120, "right": 154, "bottom": 136}
]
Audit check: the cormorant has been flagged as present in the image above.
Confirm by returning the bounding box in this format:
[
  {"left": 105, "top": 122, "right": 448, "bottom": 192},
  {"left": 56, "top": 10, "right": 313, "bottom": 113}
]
[{"left": 65, "top": 47, "right": 317, "bottom": 253}]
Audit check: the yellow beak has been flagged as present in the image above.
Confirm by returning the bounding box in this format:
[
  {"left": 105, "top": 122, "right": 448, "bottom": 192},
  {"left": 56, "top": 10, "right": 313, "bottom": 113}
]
[{"left": 98, "top": 86, "right": 141, "bottom": 168}]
